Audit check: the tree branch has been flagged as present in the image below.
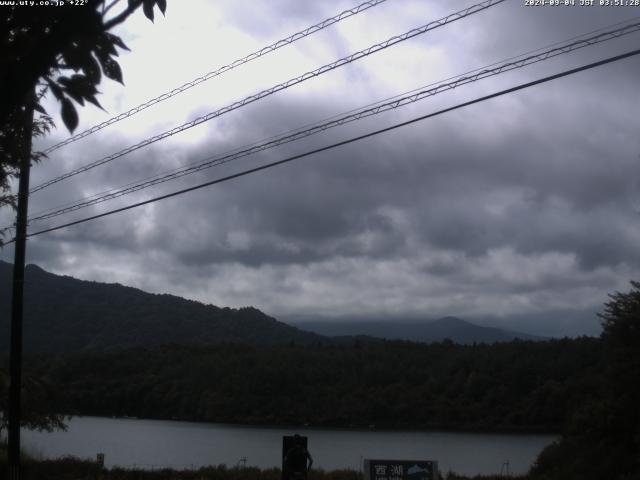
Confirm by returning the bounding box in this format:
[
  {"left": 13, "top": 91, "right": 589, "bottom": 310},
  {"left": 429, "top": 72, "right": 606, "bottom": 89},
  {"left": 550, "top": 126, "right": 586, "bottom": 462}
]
[
  {"left": 103, "top": 0, "right": 142, "bottom": 31},
  {"left": 102, "top": 0, "right": 121, "bottom": 18}
]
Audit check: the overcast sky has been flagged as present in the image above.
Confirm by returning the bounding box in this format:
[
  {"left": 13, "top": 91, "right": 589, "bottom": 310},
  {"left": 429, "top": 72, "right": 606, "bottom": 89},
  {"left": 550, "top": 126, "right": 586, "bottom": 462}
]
[{"left": 3, "top": 0, "right": 640, "bottom": 336}]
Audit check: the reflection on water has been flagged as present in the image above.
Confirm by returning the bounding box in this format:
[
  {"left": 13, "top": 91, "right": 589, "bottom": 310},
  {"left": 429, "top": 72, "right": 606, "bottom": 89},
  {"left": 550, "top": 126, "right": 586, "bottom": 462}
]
[{"left": 23, "top": 416, "right": 555, "bottom": 476}]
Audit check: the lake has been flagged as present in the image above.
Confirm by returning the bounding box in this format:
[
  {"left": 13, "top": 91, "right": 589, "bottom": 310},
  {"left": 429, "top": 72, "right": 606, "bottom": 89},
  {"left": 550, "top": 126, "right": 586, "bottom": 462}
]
[{"left": 22, "top": 416, "right": 555, "bottom": 476}]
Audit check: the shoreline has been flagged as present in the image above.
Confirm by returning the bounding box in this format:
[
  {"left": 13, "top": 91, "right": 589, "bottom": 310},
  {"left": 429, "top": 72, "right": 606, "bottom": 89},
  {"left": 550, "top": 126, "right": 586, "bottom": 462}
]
[
  {"left": 57, "top": 414, "right": 560, "bottom": 436},
  {"left": 1, "top": 453, "right": 529, "bottom": 480},
  {"left": 17, "top": 419, "right": 550, "bottom": 477}
]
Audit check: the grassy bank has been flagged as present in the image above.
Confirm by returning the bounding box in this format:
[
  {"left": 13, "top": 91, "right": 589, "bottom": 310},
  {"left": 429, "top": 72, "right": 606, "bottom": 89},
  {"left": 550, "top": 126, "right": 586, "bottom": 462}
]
[{"left": 0, "top": 455, "right": 528, "bottom": 480}]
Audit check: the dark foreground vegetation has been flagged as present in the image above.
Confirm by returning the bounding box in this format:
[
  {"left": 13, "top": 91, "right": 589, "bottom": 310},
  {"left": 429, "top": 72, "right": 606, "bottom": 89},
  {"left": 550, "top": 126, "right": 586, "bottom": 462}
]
[{"left": 0, "top": 455, "right": 520, "bottom": 480}]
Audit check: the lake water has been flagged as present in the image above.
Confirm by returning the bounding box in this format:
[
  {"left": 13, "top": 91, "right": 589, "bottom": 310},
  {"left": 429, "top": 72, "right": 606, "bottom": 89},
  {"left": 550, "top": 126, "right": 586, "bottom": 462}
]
[{"left": 22, "top": 416, "right": 555, "bottom": 476}]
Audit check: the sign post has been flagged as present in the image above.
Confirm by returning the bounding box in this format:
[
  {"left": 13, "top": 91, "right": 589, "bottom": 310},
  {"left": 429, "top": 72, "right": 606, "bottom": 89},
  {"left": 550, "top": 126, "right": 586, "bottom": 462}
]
[{"left": 282, "top": 435, "right": 311, "bottom": 480}]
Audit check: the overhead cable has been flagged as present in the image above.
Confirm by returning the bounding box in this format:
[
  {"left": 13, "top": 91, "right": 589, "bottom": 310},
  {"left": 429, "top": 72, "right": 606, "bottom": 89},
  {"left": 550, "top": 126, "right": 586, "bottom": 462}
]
[
  {"left": 29, "top": 0, "right": 505, "bottom": 194},
  {"left": 41, "top": 0, "right": 389, "bottom": 154},
  {"left": 14, "top": 47, "right": 640, "bottom": 242},
  {"left": 26, "top": 20, "right": 640, "bottom": 223}
]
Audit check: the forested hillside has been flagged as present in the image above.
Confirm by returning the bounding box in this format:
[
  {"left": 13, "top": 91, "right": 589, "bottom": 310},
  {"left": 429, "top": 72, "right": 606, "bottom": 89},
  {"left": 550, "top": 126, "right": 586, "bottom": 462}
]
[
  {"left": 0, "top": 262, "right": 324, "bottom": 352},
  {"left": 20, "top": 337, "right": 602, "bottom": 432}
]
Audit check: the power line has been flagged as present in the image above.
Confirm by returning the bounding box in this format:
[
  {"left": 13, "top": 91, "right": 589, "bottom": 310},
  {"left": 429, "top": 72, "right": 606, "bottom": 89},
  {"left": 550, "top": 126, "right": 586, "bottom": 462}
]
[
  {"left": 14, "top": 47, "right": 640, "bottom": 242},
  {"left": 19, "top": 14, "right": 640, "bottom": 224},
  {"left": 41, "top": 0, "right": 389, "bottom": 154},
  {"left": 29, "top": 0, "right": 505, "bottom": 194},
  {"left": 26, "top": 20, "right": 640, "bottom": 223},
  {"left": 341, "top": 14, "right": 640, "bottom": 115}
]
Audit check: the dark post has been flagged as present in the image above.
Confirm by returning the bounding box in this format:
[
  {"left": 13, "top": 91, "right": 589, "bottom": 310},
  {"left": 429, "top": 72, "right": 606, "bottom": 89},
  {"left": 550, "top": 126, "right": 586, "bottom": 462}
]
[
  {"left": 7, "top": 98, "right": 35, "bottom": 480},
  {"left": 282, "top": 435, "right": 310, "bottom": 480}
]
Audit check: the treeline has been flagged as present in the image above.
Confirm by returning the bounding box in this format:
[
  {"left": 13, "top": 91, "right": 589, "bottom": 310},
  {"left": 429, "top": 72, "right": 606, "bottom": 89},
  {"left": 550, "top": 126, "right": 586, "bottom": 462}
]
[{"left": 23, "top": 337, "right": 603, "bottom": 432}]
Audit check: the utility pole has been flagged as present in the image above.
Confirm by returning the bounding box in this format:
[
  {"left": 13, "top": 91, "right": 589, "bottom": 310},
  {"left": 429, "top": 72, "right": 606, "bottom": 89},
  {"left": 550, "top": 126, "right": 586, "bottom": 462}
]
[{"left": 7, "top": 95, "right": 35, "bottom": 480}]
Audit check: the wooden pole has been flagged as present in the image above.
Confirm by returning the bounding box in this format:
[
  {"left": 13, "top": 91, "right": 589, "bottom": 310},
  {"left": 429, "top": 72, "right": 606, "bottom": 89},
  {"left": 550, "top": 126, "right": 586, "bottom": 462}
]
[{"left": 7, "top": 97, "right": 34, "bottom": 480}]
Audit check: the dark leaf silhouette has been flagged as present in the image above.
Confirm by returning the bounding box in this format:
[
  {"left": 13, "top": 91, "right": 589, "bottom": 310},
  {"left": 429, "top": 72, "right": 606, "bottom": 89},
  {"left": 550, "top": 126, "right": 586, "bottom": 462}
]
[
  {"left": 33, "top": 103, "right": 47, "bottom": 115},
  {"left": 157, "top": 0, "right": 167, "bottom": 15},
  {"left": 70, "top": 74, "right": 99, "bottom": 97},
  {"left": 96, "top": 34, "right": 119, "bottom": 58},
  {"left": 58, "top": 77, "right": 84, "bottom": 106},
  {"left": 101, "top": 56, "right": 124, "bottom": 84},
  {"left": 104, "top": 32, "right": 130, "bottom": 52},
  {"left": 143, "top": 0, "right": 155, "bottom": 22},
  {"left": 46, "top": 80, "right": 64, "bottom": 101},
  {"left": 82, "top": 54, "right": 102, "bottom": 84},
  {"left": 60, "top": 97, "right": 78, "bottom": 133},
  {"left": 85, "top": 95, "right": 104, "bottom": 111},
  {"left": 62, "top": 46, "right": 87, "bottom": 71}
]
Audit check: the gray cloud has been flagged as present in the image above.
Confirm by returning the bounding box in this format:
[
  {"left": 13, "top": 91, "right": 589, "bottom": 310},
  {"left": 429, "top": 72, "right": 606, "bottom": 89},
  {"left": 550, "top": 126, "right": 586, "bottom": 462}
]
[{"left": 8, "top": 0, "right": 640, "bottom": 337}]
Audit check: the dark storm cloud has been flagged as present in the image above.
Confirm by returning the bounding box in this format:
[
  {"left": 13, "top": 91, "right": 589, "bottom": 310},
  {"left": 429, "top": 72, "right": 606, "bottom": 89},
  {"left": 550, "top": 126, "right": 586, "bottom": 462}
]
[
  {"left": 147, "top": 72, "right": 639, "bottom": 270},
  {"left": 125, "top": 142, "right": 414, "bottom": 267},
  {"left": 33, "top": 59, "right": 640, "bottom": 275}
]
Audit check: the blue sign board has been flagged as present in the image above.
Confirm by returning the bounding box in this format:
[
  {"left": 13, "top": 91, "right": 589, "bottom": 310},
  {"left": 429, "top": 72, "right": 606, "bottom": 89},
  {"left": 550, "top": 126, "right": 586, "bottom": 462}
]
[{"left": 364, "top": 459, "right": 438, "bottom": 480}]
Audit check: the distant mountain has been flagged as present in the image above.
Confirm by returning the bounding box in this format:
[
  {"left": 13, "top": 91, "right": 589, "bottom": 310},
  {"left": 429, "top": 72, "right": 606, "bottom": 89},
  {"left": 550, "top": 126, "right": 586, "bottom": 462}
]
[
  {"left": 0, "top": 261, "right": 325, "bottom": 353},
  {"left": 296, "top": 316, "right": 544, "bottom": 344},
  {"left": 0, "top": 261, "right": 545, "bottom": 353}
]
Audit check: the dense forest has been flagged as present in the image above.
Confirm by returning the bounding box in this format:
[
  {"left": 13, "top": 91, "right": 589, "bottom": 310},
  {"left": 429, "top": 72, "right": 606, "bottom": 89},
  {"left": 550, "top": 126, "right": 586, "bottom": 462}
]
[{"left": 14, "top": 337, "right": 602, "bottom": 432}]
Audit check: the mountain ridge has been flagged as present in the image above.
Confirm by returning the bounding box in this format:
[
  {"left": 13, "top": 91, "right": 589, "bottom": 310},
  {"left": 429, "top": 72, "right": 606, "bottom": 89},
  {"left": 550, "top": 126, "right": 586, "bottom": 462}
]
[
  {"left": 1, "top": 261, "right": 543, "bottom": 352},
  {"left": 0, "top": 260, "right": 325, "bottom": 353},
  {"left": 295, "top": 315, "right": 544, "bottom": 344}
]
